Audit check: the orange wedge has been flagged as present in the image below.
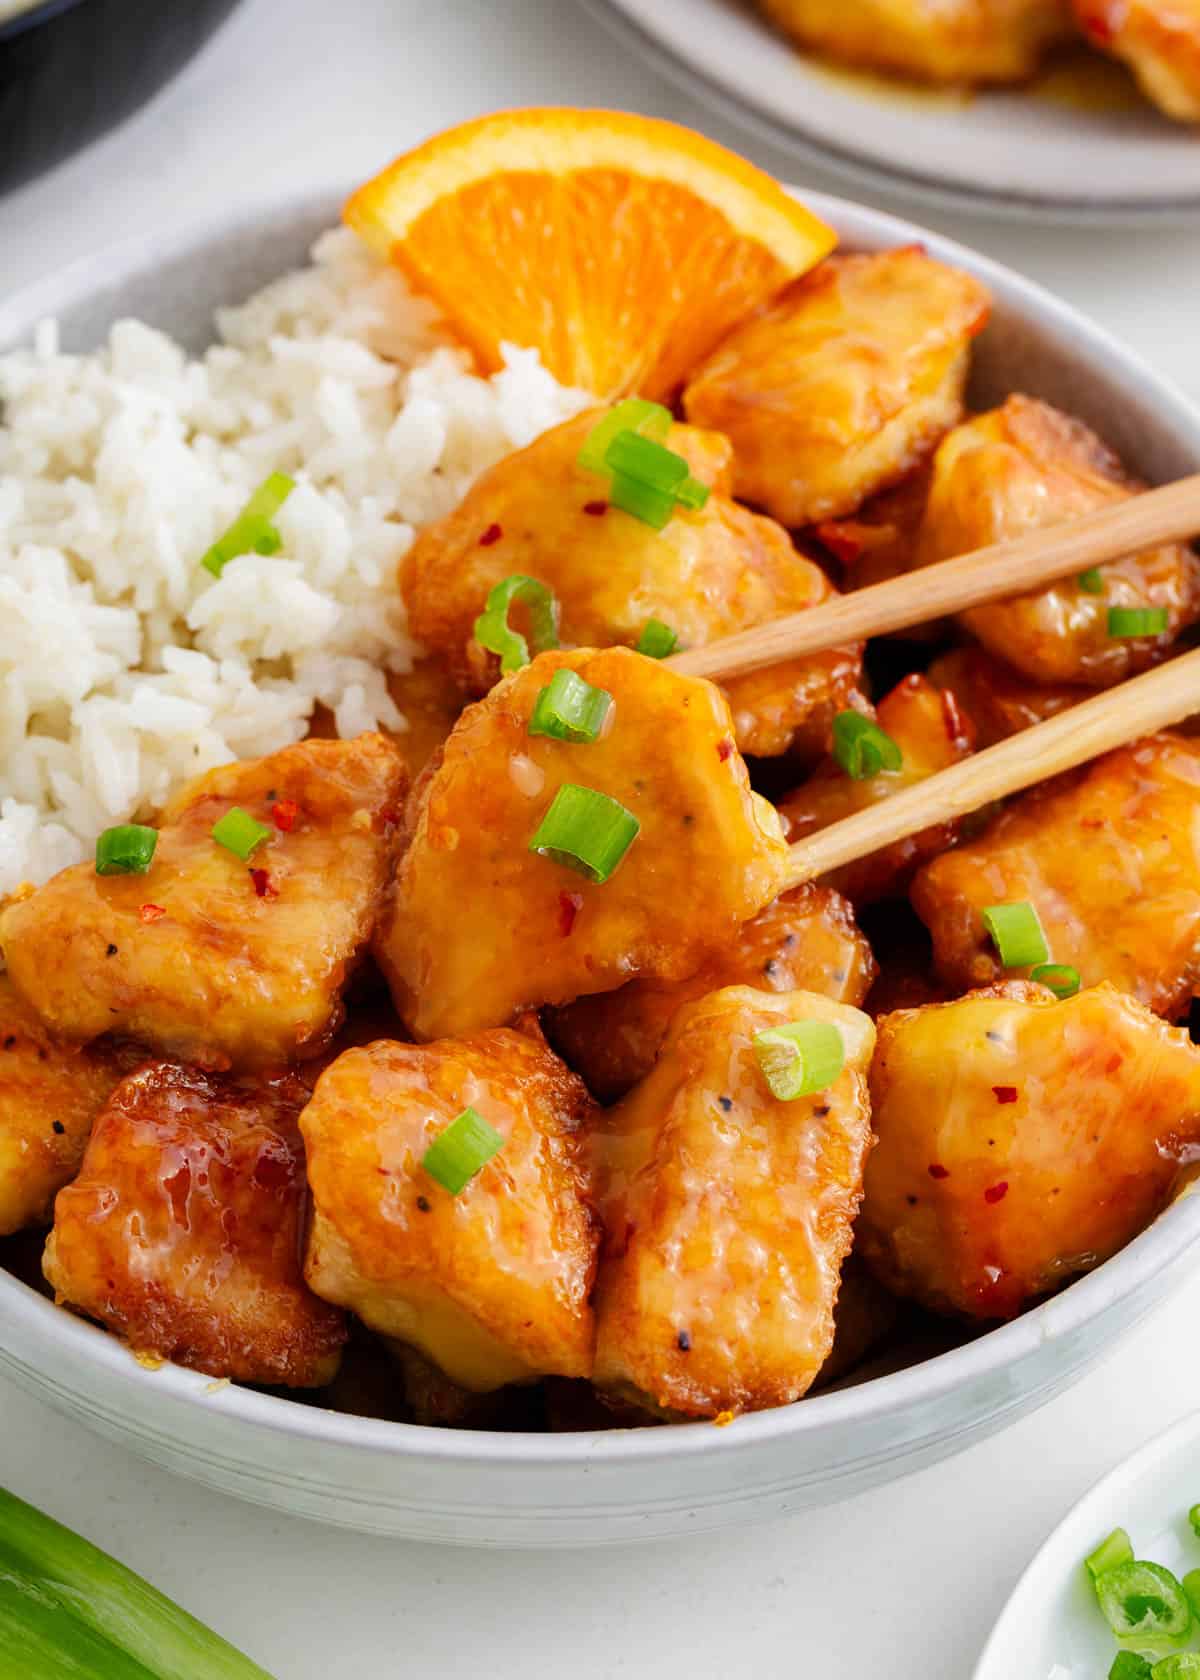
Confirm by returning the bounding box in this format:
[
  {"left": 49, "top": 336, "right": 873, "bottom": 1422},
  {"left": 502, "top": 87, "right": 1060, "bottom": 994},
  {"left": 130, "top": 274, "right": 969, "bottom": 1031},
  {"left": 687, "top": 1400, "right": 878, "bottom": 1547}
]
[{"left": 344, "top": 108, "right": 837, "bottom": 401}]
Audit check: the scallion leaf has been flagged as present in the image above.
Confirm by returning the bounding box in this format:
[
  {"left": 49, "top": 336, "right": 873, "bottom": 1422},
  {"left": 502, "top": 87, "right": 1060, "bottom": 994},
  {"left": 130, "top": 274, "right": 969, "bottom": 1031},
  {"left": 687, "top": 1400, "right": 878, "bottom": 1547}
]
[
  {"left": 1183, "top": 1569, "right": 1200, "bottom": 1618},
  {"left": 1148, "top": 1654, "right": 1200, "bottom": 1677},
  {"left": 211, "top": 807, "right": 273, "bottom": 862},
  {"left": 1093, "top": 1561, "right": 1192, "bottom": 1642},
  {"left": 1030, "top": 962, "right": 1081, "bottom": 999},
  {"left": 528, "top": 783, "right": 639, "bottom": 884},
  {"left": 1087, "top": 1529, "right": 1136, "bottom": 1580},
  {"left": 1078, "top": 567, "right": 1105, "bottom": 595},
  {"left": 831, "top": 710, "right": 903, "bottom": 780},
  {"left": 473, "top": 575, "right": 560, "bottom": 674},
  {"left": 1190, "top": 1505, "right": 1200, "bottom": 1540},
  {"left": 635, "top": 619, "right": 679, "bottom": 659},
  {"left": 95, "top": 824, "right": 158, "bottom": 876},
  {"left": 576, "top": 399, "right": 672, "bottom": 476},
  {"left": 983, "top": 901, "right": 1049, "bottom": 969},
  {"left": 1110, "top": 1657, "right": 1153, "bottom": 1680},
  {"left": 199, "top": 472, "right": 295, "bottom": 579},
  {"left": 753, "top": 1020, "right": 845, "bottom": 1102},
  {"left": 1108, "top": 606, "right": 1169, "bottom": 639},
  {"left": 528, "top": 670, "right": 612, "bottom": 744},
  {"left": 421, "top": 1107, "right": 504, "bottom": 1195},
  {"left": 609, "top": 473, "right": 677, "bottom": 530},
  {"left": 673, "top": 474, "right": 711, "bottom": 511},
  {"left": 604, "top": 430, "right": 689, "bottom": 493}
]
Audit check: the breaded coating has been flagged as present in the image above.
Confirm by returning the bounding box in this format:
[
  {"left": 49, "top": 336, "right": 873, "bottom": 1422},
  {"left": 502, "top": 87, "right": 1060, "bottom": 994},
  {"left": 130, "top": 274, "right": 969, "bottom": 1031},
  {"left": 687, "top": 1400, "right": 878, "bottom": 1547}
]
[
  {"left": 592, "top": 986, "right": 875, "bottom": 1418},
  {"left": 756, "top": 0, "right": 1074, "bottom": 84},
  {"left": 301, "top": 1027, "right": 598, "bottom": 1391},
  {"left": 926, "top": 646, "right": 1079, "bottom": 747},
  {"left": 1075, "top": 0, "right": 1200, "bottom": 122},
  {"left": 682, "top": 249, "right": 990, "bottom": 527},
  {"left": 916, "top": 396, "right": 1200, "bottom": 685},
  {"left": 401, "top": 407, "right": 863, "bottom": 761},
  {"left": 911, "top": 734, "right": 1200, "bottom": 1018},
  {"left": 44, "top": 1062, "right": 346, "bottom": 1385},
  {"left": 859, "top": 982, "right": 1200, "bottom": 1318},
  {"left": 779, "top": 675, "right": 975, "bottom": 904},
  {"left": 0, "top": 735, "right": 406, "bottom": 1072},
  {"left": 0, "top": 975, "right": 131, "bottom": 1237},
  {"left": 374, "top": 649, "right": 789, "bottom": 1041},
  {"left": 547, "top": 882, "right": 875, "bottom": 1102}
]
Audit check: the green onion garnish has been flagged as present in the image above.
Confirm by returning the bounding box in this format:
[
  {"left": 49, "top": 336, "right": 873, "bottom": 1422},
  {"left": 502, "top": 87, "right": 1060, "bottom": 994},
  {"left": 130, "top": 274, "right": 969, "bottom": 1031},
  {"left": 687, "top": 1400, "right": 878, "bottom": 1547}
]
[
  {"left": 576, "top": 398, "right": 672, "bottom": 475},
  {"left": 673, "top": 474, "right": 711, "bottom": 512},
  {"left": 473, "top": 574, "right": 560, "bottom": 674},
  {"left": 605, "top": 429, "right": 690, "bottom": 493},
  {"left": 1146, "top": 1655, "right": 1200, "bottom": 1677},
  {"left": 1030, "top": 962, "right": 1081, "bottom": 999},
  {"left": 200, "top": 472, "right": 295, "bottom": 579},
  {"left": 211, "top": 807, "right": 273, "bottom": 862},
  {"left": 528, "top": 783, "right": 639, "bottom": 884},
  {"left": 528, "top": 670, "right": 612, "bottom": 744},
  {"left": 421, "top": 1107, "right": 504, "bottom": 1196},
  {"left": 1190, "top": 1506, "right": 1200, "bottom": 1540},
  {"left": 1093, "top": 1561, "right": 1192, "bottom": 1642},
  {"left": 1079, "top": 567, "right": 1105, "bottom": 595},
  {"left": 609, "top": 474, "right": 677, "bottom": 530},
  {"left": 1110, "top": 1653, "right": 1153, "bottom": 1679},
  {"left": 1088, "top": 1529, "right": 1136, "bottom": 1581},
  {"left": 95, "top": 824, "right": 158, "bottom": 876},
  {"left": 1184, "top": 1570, "right": 1200, "bottom": 1618},
  {"left": 982, "top": 901, "right": 1049, "bottom": 969},
  {"left": 635, "top": 619, "right": 679, "bottom": 659},
  {"left": 831, "top": 710, "right": 903, "bottom": 780},
  {"left": 753, "top": 1020, "right": 845, "bottom": 1102},
  {"left": 1108, "top": 606, "right": 1169, "bottom": 639}
]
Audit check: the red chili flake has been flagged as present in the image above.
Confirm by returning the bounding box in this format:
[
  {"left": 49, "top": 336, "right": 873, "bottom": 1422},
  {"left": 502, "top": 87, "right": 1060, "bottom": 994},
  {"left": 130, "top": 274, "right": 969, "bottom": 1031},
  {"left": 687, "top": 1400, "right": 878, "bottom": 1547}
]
[
  {"left": 984, "top": 1181, "right": 1009, "bottom": 1205},
  {"left": 271, "top": 799, "right": 299, "bottom": 832},
  {"left": 377, "top": 804, "right": 403, "bottom": 831},
  {"left": 716, "top": 738, "right": 734, "bottom": 762},
  {"left": 928, "top": 1163, "right": 950, "bottom": 1180},
  {"left": 558, "top": 891, "right": 583, "bottom": 937},
  {"left": 582, "top": 500, "right": 608, "bottom": 517},
  {"left": 940, "top": 686, "right": 973, "bottom": 752},
  {"left": 249, "top": 868, "right": 278, "bottom": 899},
  {"left": 1106, "top": 1053, "right": 1123, "bottom": 1074},
  {"left": 992, "top": 1085, "right": 1018, "bottom": 1104},
  {"left": 478, "top": 522, "right": 503, "bottom": 547},
  {"left": 814, "top": 520, "right": 867, "bottom": 566},
  {"left": 1075, "top": 4, "right": 1112, "bottom": 43},
  {"left": 138, "top": 903, "right": 166, "bottom": 923}
]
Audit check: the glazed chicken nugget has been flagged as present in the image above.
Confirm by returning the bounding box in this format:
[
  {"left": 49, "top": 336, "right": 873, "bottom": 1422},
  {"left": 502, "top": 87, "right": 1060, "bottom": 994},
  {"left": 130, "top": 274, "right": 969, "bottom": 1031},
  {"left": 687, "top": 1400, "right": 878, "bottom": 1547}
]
[
  {"left": 374, "top": 649, "right": 789, "bottom": 1041},
  {"left": 0, "top": 735, "right": 406, "bottom": 1072},
  {"left": 1075, "top": 0, "right": 1200, "bottom": 123},
  {"left": 44, "top": 1062, "right": 346, "bottom": 1386},
  {"left": 682, "top": 249, "right": 990, "bottom": 528},
  {"left": 925, "top": 646, "right": 1079, "bottom": 747},
  {"left": 592, "top": 986, "right": 875, "bottom": 1418},
  {"left": 301, "top": 1028, "right": 598, "bottom": 1391},
  {"left": 546, "top": 882, "right": 875, "bottom": 1102},
  {"left": 860, "top": 981, "right": 1200, "bottom": 1319}
]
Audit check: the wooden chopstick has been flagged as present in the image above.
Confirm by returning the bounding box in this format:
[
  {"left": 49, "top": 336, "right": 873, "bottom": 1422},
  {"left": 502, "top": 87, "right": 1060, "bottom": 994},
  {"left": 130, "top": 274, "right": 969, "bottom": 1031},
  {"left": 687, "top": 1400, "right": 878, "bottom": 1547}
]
[
  {"left": 783, "top": 645, "right": 1200, "bottom": 889},
  {"left": 669, "top": 471, "right": 1200, "bottom": 683}
]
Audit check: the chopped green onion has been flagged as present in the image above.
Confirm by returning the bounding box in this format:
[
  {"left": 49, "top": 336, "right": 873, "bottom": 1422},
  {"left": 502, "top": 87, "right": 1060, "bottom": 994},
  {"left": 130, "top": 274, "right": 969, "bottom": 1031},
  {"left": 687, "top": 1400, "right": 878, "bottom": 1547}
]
[
  {"left": 200, "top": 472, "right": 295, "bottom": 578},
  {"left": 609, "top": 473, "right": 677, "bottom": 530},
  {"left": 1111, "top": 1657, "right": 1153, "bottom": 1680},
  {"left": 576, "top": 399, "right": 672, "bottom": 475},
  {"left": 528, "top": 783, "right": 639, "bottom": 884},
  {"left": 1088, "top": 1529, "right": 1136, "bottom": 1581},
  {"left": 421, "top": 1106, "right": 504, "bottom": 1195},
  {"left": 1150, "top": 1657, "right": 1200, "bottom": 1677},
  {"left": 1030, "top": 962, "right": 1081, "bottom": 999},
  {"left": 605, "top": 429, "right": 689, "bottom": 493},
  {"left": 1108, "top": 606, "right": 1169, "bottom": 639},
  {"left": 211, "top": 807, "right": 273, "bottom": 862},
  {"left": 673, "top": 474, "right": 711, "bottom": 511},
  {"left": 0, "top": 1485, "right": 274, "bottom": 1678},
  {"left": 635, "top": 618, "right": 679, "bottom": 659},
  {"left": 831, "top": 710, "right": 903, "bottom": 780},
  {"left": 1079, "top": 567, "right": 1105, "bottom": 595},
  {"left": 528, "top": 670, "right": 612, "bottom": 744},
  {"left": 753, "top": 1020, "right": 845, "bottom": 1102},
  {"left": 473, "top": 574, "right": 560, "bottom": 673},
  {"left": 1191, "top": 1506, "right": 1200, "bottom": 1540},
  {"left": 1183, "top": 1570, "right": 1200, "bottom": 1618},
  {"left": 1094, "top": 1561, "right": 1192, "bottom": 1643},
  {"left": 983, "top": 901, "right": 1049, "bottom": 969},
  {"left": 95, "top": 824, "right": 158, "bottom": 876}
]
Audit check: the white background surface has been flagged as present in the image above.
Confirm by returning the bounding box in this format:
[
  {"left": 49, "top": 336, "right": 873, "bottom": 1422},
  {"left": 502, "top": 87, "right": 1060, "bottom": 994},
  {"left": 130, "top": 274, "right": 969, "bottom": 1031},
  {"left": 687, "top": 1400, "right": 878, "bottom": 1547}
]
[{"left": 3, "top": 2, "right": 1200, "bottom": 1675}]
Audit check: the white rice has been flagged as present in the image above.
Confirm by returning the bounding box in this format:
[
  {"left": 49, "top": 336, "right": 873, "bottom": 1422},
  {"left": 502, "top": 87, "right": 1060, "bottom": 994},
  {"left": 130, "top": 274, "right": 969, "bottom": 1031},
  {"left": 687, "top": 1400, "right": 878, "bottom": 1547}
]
[{"left": 0, "top": 227, "right": 591, "bottom": 896}]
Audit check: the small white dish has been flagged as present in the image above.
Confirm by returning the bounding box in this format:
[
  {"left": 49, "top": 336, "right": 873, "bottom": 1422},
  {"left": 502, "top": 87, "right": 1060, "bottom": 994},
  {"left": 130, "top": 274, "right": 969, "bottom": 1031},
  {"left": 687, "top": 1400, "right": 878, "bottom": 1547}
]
[
  {"left": 975, "top": 1410, "right": 1200, "bottom": 1678},
  {"left": 582, "top": 0, "right": 1200, "bottom": 224}
]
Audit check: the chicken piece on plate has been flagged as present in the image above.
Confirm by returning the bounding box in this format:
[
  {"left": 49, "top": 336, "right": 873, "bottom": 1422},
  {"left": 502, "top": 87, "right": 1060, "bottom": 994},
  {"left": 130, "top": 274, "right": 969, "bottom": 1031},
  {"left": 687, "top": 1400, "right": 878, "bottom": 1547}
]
[
  {"left": 916, "top": 396, "right": 1200, "bottom": 685},
  {"left": 912, "top": 734, "right": 1200, "bottom": 1017},
  {"left": 592, "top": 986, "right": 875, "bottom": 1418},
  {"left": 401, "top": 408, "right": 863, "bottom": 761},
  {"left": 860, "top": 981, "right": 1200, "bottom": 1319},
  {"left": 1075, "top": 0, "right": 1200, "bottom": 122},
  {"left": 681, "top": 249, "right": 991, "bottom": 528},
  {"left": 44, "top": 1063, "right": 346, "bottom": 1385},
  {"left": 755, "top": 0, "right": 1074, "bottom": 83},
  {"left": 925, "top": 646, "right": 1079, "bottom": 747},
  {"left": 0, "top": 735, "right": 406, "bottom": 1072},
  {"left": 0, "top": 975, "right": 132, "bottom": 1237},
  {"left": 301, "top": 1025, "right": 598, "bottom": 1391},
  {"left": 375, "top": 648, "right": 789, "bottom": 1041},
  {"left": 779, "top": 675, "right": 975, "bottom": 904},
  {"left": 546, "top": 882, "right": 875, "bottom": 1101}
]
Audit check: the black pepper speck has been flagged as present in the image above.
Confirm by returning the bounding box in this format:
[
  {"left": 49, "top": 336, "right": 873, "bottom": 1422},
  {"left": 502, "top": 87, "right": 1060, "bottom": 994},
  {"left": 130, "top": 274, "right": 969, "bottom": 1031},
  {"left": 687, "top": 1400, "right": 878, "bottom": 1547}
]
[
  {"left": 52, "top": 1120, "right": 65, "bottom": 1135},
  {"left": 676, "top": 1330, "right": 691, "bottom": 1352},
  {"left": 416, "top": 1196, "right": 431, "bottom": 1213},
  {"left": 106, "top": 944, "right": 118, "bottom": 957},
  {"left": 717, "top": 1095, "right": 733, "bottom": 1112}
]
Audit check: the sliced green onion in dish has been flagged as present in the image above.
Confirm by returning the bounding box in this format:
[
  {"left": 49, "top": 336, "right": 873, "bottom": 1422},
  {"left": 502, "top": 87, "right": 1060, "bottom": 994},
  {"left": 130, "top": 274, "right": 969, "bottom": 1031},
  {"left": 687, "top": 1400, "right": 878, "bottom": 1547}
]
[
  {"left": 608, "top": 474, "right": 678, "bottom": 530},
  {"left": 1078, "top": 567, "right": 1106, "bottom": 595},
  {"left": 211, "top": 807, "right": 273, "bottom": 862},
  {"left": 753, "top": 1020, "right": 845, "bottom": 1102},
  {"left": 1030, "top": 961, "right": 1081, "bottom": 999},
  {"left": 982, "top": 901, "right": 1049, "bottom": 969},
  {"left": 576, "top": 398, "right": 672, "bottom": 475},
  {"left": 1088, "top": 1529, "right": 1136, "bottom": 1581},
  {"left": 1190, "top": 1507, "right": 1200, "bottom": 1541},
  {"left": 1148, "top": 1656, "right": 1200, "bottom": 1677},
  {"left": 528, "top": 784, "right": 639, "bottom": 884},
  {"left": 1108, "top": 606, "right": 1169, "bottom": 639},
  {"left": 634, "top": 618, "right": 679, "bottom": 659},
  {"left": 1183, "top": 1570, "right": 1200, "bottom": 1617},
  {"left": 1110, "top": 1655, "right": 1153, "bottom": 1679},
  {"left": 831, "top": 710, "right": 903, "bottom": 780},
  {"left": 605, "top": 429, "right": 690, "bottom": 493},
  {"left": 421, "top": 1106, "right": 504, "bottom": 1196},
  {"left": 528, "top": 670, "right": 612, "bottom": 744},
  {"left": 672, "top": 474, "right": 711, "bottom": 512},
  {"left": 1093, "top": 1560, "right": 1192, "bottom": 1643},
  {"left": 0, "top": 1485, "right": 274, "bottom": 1679},
  {"left": 473, "top": 574, "right": 560, "bottom": 673},
  {"left": 95, "top": 824, "right": 158, "bottom": 876},
  {"left": 199, "top": 472, "right": 295, "bottom": 579}
]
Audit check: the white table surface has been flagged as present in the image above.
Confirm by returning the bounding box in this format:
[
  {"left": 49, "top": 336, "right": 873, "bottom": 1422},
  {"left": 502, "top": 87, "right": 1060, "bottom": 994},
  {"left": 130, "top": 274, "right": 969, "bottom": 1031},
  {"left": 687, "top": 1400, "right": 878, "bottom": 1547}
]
[{"left": 4, "top": 2, "right": 1200, "bottom": 1675}]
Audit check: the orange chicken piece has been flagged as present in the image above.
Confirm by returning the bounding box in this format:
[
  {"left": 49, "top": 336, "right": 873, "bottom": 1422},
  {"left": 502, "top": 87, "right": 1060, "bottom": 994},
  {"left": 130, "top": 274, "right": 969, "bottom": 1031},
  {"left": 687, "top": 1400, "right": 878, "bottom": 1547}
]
[
  {"left": 925, "top": 645, "right": 1079, "bottom": 747},
  {"left": 1075, "top": 0, "right": 1200, "bottom": 122}
]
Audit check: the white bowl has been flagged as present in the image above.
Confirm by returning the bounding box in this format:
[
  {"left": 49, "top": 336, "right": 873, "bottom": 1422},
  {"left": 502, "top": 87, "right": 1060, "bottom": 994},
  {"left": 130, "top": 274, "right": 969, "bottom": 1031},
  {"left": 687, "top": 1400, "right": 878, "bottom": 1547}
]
[{"left": 3, "top": 188, "right": 1200, "bottom": 1547}]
